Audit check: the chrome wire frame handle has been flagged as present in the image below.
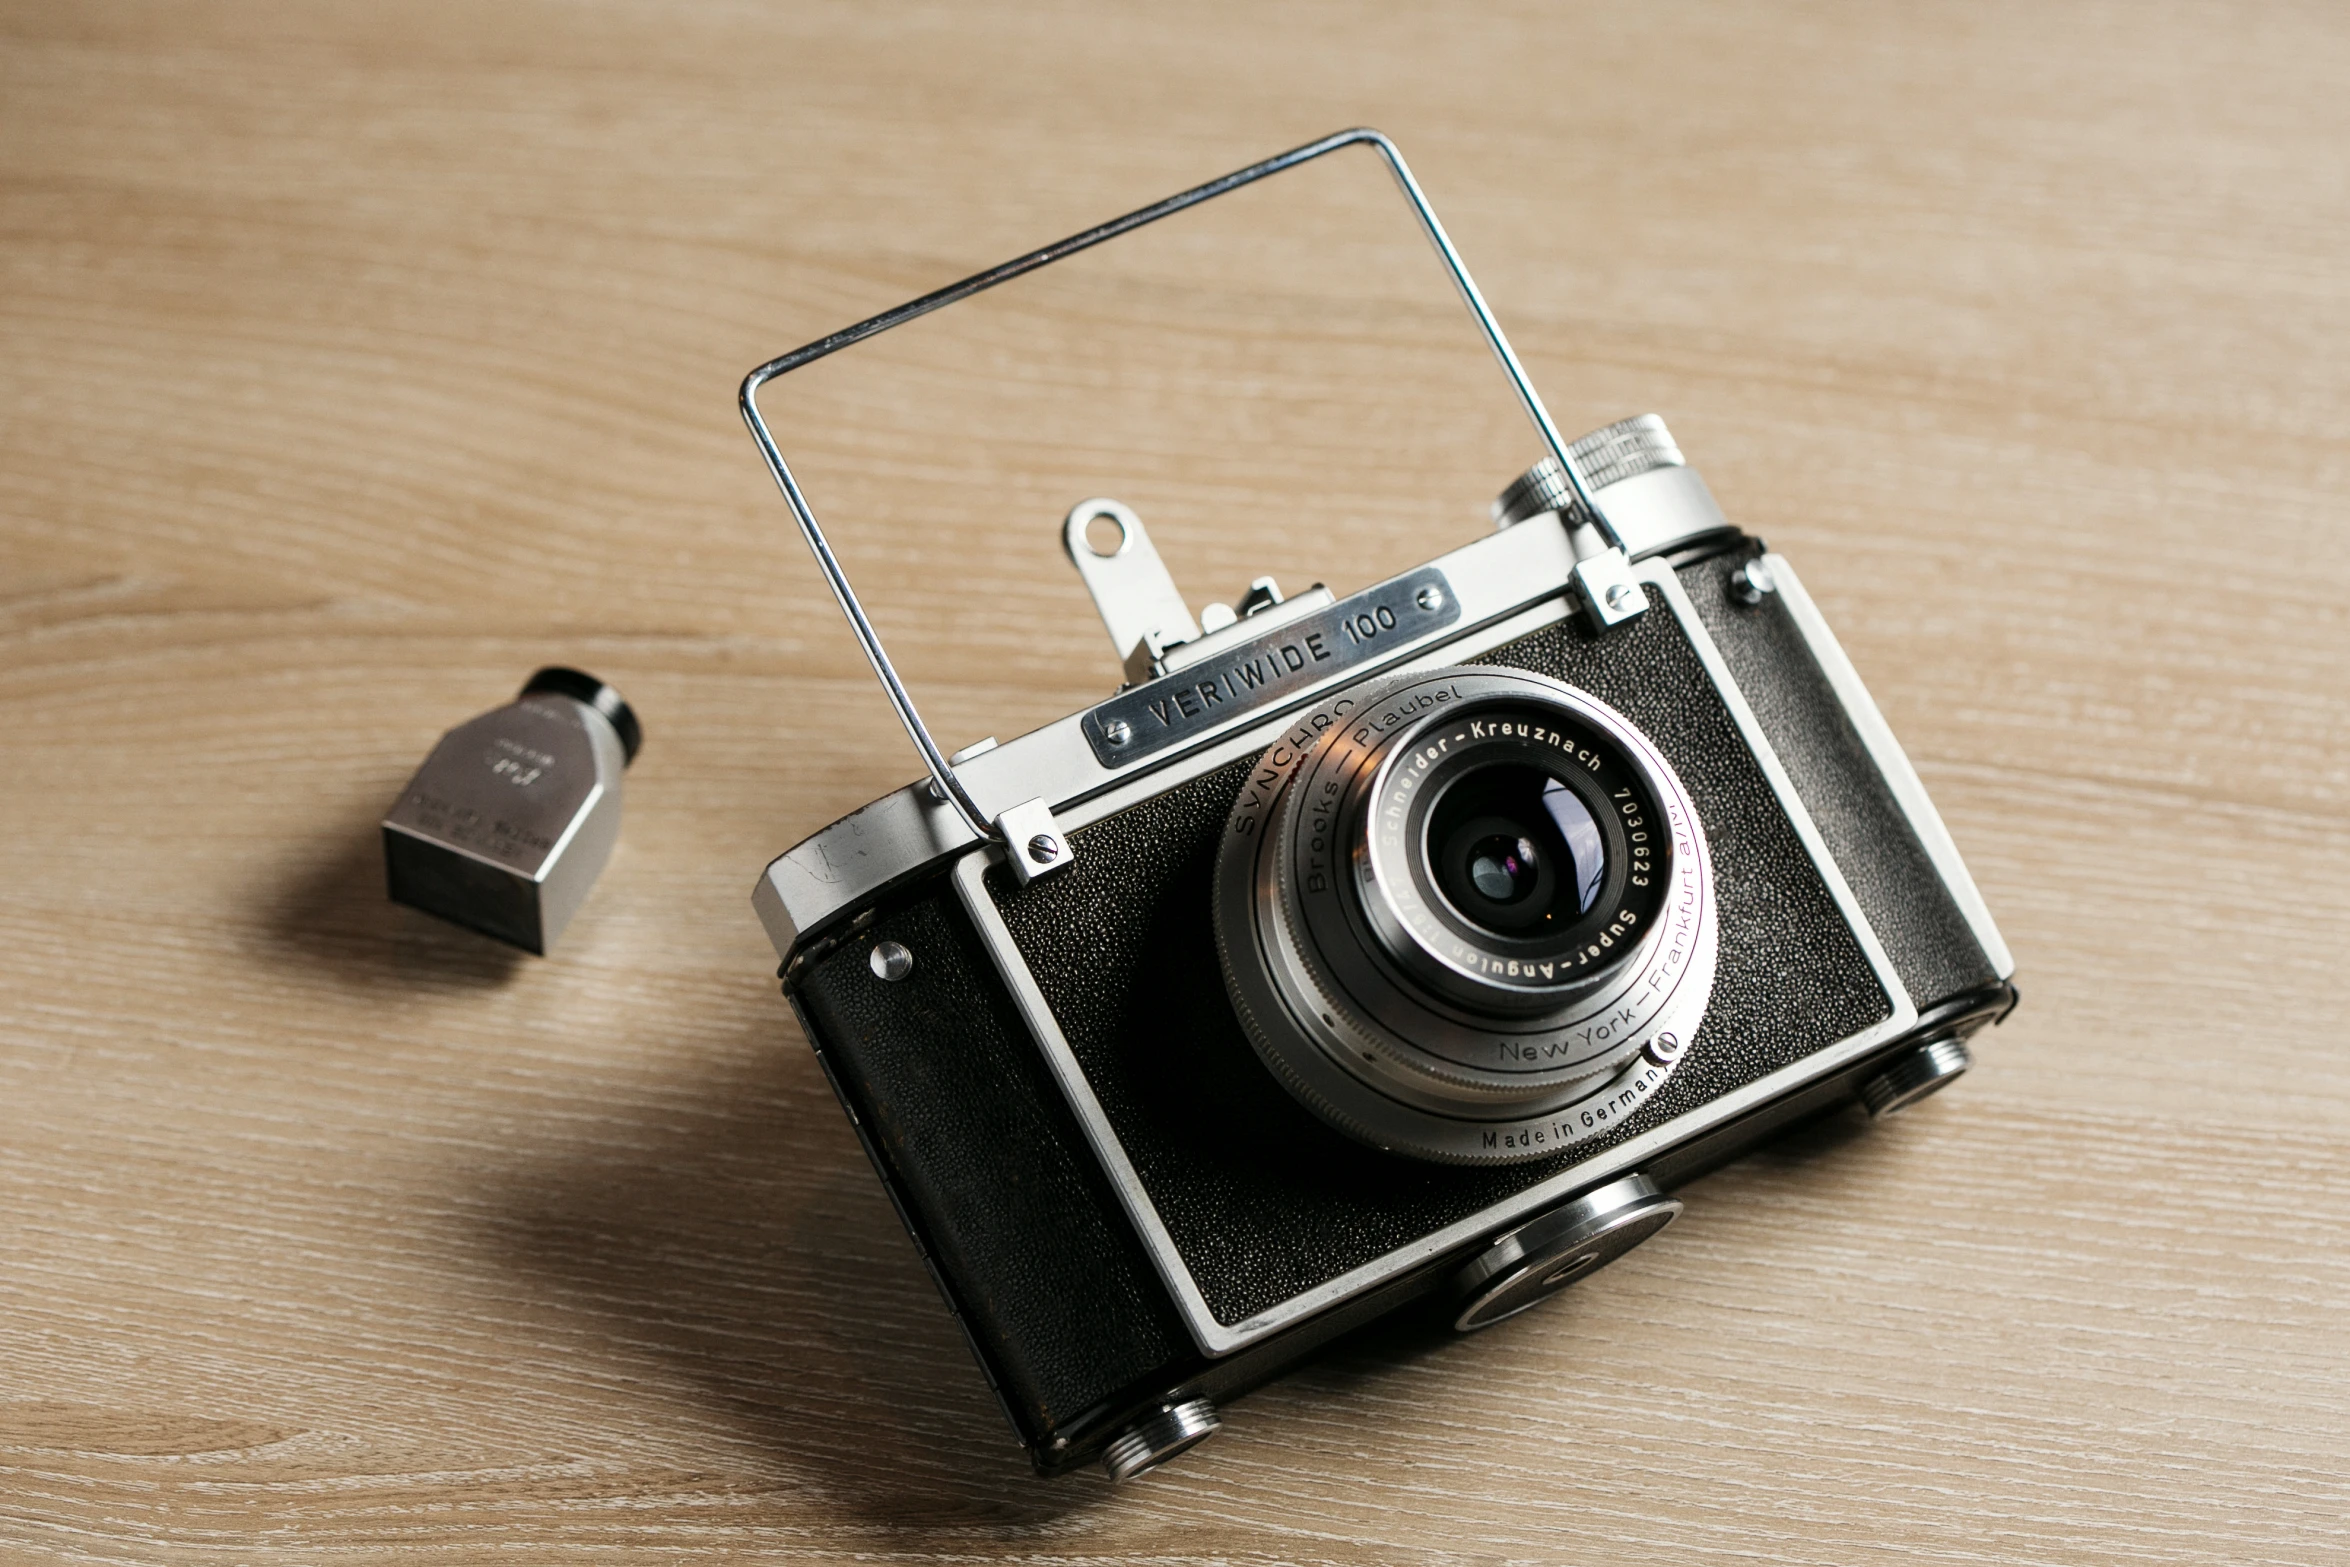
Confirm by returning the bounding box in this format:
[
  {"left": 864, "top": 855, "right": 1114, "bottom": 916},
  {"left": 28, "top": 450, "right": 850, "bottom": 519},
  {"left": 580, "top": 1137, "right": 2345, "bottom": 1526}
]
[{"left": 740, "top": 127, "right": 1618, "bottom": 841}]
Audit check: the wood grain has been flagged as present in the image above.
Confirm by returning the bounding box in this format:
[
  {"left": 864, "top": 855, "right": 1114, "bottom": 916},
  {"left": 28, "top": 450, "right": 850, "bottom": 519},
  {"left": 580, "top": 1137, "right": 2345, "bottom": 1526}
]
[{"left": 3, "top": 2, "right": 2346, "bottom": 1561}]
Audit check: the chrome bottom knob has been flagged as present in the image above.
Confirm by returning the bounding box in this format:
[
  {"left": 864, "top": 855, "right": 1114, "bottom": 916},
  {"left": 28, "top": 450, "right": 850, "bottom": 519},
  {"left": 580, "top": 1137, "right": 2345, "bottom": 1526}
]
[
  {"left": 1451, "top": 1173, "right": 1682, "bottom": 1332},
  {"left": 1102, "top": 1398, "right": 1220, "bottom": 1482},
  {"left": 1861, "top": 1036, "right": 1973, "bottom": 1117}
]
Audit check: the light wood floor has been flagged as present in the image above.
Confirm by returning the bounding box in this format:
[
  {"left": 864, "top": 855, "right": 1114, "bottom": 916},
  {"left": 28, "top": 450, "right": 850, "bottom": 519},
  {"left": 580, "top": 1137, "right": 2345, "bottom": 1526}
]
[{"left": 3, "top": 3, "right": 2345, "bottom": 1562}]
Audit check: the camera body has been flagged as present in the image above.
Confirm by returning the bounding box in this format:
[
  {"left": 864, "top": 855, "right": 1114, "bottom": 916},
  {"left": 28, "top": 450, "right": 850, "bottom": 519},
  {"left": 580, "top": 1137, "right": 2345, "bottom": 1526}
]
[{"left": 754, "top": 416, "right": 2016, "bottom": 1477}]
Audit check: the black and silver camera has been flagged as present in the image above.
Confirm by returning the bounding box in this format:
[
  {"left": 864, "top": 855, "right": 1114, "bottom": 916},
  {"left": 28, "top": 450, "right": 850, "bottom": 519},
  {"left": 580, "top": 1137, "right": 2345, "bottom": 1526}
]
[{"left": 743, "top": 132, "right": 2016, "bottom": 1479}]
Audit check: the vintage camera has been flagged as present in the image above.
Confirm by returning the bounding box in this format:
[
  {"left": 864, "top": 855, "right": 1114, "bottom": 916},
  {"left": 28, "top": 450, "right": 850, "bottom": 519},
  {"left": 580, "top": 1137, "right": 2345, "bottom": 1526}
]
[{"left": 743, "top": 132, "right": 2016, "bottom": 1479}]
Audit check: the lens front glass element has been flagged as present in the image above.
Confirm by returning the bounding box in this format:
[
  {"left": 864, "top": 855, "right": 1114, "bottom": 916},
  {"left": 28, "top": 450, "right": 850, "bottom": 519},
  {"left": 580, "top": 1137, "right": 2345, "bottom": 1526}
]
[
  {"left": 1428, "top": 764, "right": 1607, "bottom": 936},
  {"left": 1350, "top": 695, "right": 1676, "bottom": 1016}
]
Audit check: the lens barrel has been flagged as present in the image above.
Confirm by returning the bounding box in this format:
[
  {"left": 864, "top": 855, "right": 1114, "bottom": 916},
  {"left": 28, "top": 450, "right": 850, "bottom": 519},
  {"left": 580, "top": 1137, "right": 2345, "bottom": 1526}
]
[{"left": 1214, "top": 668, "right": 1717, "bottom": 1164}]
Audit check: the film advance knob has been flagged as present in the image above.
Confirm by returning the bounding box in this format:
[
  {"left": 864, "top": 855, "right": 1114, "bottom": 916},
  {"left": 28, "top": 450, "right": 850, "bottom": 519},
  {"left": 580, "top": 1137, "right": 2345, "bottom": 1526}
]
[
  {"left": 1491, "top": 414, "right": 1689, "bottom": 529},
  {"left": 1451, "top": 1173, "right": 1682, "bottom": 1331}
]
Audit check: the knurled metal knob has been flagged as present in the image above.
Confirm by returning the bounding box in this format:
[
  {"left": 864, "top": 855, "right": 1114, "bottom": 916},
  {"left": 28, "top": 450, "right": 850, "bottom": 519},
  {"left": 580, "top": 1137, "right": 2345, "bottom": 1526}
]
[
  {"left": 1102, "top": 1398, "right": 1220, "bottom": 1481},
  {"left": 1492, "top": 413, "right": 1688, "bottom": 529},
  {"left": 1860, "top": 1036, "right": 1973, "bottom": 1117}
]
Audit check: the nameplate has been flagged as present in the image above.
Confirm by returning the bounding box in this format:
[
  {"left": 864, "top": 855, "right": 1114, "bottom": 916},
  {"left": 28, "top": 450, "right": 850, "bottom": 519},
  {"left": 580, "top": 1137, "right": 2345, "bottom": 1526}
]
[{"left": 1082, "top": 566, "right": 1461, "bottom": 767}]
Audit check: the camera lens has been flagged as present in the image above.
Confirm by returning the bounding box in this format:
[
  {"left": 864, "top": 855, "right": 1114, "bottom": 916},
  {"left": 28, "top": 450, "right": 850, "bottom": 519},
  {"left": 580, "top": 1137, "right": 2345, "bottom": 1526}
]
[
  {"left": 1429, "top": 764, "right": 1607, "bottom": 935},
  {"left": 1267, "top": 677, "right": 1679, "bottom": 1024},
  {"left": 1213, "top": 667, "right": 1718, "bottom": 1164},
  {"left": 1340, "top": 699, "right": 1670, "bottom": 1022},
  {"left": 1465, "top": 833, "right": 1538, "bottom": 903}
]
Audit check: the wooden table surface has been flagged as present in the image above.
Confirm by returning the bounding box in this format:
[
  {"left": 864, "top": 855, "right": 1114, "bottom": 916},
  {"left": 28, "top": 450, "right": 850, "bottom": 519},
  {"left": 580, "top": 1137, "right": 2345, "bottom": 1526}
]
[{"left": 5, "top": 3, "right": 2346, "bottom": 1562}]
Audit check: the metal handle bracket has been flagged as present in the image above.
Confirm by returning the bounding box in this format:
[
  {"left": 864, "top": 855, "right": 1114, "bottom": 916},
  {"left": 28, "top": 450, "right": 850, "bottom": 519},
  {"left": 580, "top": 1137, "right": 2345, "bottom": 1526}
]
[{"left": 740, "top": 127, "right": 1623, "bottom": 840}]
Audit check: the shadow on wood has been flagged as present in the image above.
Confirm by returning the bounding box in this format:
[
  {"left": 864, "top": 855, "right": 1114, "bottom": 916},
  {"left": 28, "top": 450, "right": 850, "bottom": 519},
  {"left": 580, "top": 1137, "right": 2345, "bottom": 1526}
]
[
  {"left": 262, "top": 816, "right": 529, "bottom": 993},
  {"left": 473, "top": 1011, "right": 1111, "bottom": 1530}
]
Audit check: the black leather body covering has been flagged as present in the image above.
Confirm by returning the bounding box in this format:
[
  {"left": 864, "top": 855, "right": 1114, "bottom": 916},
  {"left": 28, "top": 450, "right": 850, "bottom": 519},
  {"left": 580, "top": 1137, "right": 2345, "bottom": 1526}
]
[{"left": 785, "top": 541, "right": 2006, "bottom": 1474}]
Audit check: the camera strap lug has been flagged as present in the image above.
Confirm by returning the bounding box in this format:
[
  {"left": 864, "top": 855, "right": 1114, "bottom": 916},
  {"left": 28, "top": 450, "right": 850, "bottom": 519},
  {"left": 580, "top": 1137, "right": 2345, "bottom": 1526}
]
[
  {"left": 995, "top": 796, "right": 1076, "bottom": 886},
  {"left": 1572, "top": 546, "right": 1651, "bottom": 630}
]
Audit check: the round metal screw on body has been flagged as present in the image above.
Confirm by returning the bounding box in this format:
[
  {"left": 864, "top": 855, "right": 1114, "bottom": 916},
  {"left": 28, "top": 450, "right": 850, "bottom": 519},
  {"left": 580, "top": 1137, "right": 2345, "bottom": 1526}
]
[
  {"left": 1027, "top": 833, "right": 1063, "bottom": 864},
  {"left": 1416, "top": 585, "right": 1446, "bottom": 613},
  {"left": 868, "top": 941, "right": 915, "bottom": 982},
  {"left": 1729, "top": 561, "right": 1777, "bottom": 605},
  {"left": 1102, "top": 719, "right": 1133, "bottom": 748},
  {"left": 1605, "top": 583, "right": 1637, "bottom": 612}
]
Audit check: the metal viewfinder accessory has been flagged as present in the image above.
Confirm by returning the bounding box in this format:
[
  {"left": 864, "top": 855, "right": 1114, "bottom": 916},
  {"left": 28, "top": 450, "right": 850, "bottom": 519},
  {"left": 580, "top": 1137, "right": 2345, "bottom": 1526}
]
[{"left": 381, "top": 667, "right": 642, "bottom": 955}]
